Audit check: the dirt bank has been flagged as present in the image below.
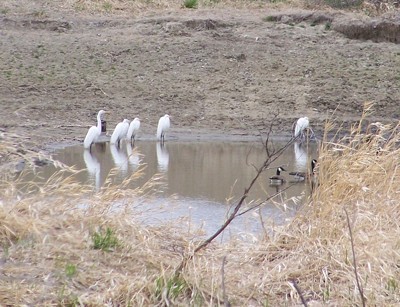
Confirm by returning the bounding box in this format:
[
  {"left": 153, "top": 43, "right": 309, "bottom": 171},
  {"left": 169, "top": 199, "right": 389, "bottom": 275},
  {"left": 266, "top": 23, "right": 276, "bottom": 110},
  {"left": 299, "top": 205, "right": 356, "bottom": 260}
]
[{"left": 0, "top": 5, "right": 399, "bottom": 153}]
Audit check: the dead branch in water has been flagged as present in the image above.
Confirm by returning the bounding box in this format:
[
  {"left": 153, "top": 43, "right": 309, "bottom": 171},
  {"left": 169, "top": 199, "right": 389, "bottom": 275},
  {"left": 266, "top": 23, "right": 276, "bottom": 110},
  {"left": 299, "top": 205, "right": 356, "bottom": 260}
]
[{"left": 175, "top": 119, "right": 299, "bottom": 273}]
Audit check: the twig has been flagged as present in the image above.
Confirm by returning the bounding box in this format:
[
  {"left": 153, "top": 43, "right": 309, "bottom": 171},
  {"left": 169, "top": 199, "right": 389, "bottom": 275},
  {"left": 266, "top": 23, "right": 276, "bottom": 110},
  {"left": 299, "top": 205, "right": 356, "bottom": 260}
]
[
  {"left": 344, "top": 207, "right": 366, "bottom": 307},
  {"left": 221, "top": 256, "right": 230, "bottom": 307},
  {"left": 236, "top": 183, "right": 298, "bottom": 217},
  {"left": 175, "top": 129, "right": 296, "bottom": 273},
  {"left": 290, "top": 279, "right": 308, "bottom": 307}
]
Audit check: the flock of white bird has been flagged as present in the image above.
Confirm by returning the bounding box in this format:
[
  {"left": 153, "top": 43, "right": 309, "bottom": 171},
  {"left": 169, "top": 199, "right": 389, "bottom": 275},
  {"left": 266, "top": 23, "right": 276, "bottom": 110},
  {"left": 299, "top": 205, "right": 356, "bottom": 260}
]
[
  {"left": 83, "top": 110, "right": 170, "bottom": 150},
  {"left": 83, "top": 111, "right": 315, "bottom": 186}
]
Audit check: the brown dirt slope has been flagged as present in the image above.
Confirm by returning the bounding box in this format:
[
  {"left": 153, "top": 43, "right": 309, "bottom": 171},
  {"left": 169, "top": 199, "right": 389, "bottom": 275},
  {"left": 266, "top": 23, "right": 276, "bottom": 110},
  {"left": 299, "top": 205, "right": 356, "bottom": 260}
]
[{"left": 0, "top": 4, "right": 399, "bottom": 150}]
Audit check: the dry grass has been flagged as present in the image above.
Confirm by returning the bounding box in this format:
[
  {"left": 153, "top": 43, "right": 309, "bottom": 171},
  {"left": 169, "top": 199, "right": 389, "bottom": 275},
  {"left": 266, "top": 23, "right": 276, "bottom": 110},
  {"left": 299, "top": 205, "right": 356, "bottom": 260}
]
[{"left": 1, "top": 105, "right": 400, "bottom": 305}]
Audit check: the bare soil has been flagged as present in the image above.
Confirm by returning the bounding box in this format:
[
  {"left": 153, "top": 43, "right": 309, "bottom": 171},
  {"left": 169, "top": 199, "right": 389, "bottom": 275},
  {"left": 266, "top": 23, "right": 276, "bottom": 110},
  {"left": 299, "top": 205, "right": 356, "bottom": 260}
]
[{"left": 0, "top": 4, "right": 399, "bottom": 152}]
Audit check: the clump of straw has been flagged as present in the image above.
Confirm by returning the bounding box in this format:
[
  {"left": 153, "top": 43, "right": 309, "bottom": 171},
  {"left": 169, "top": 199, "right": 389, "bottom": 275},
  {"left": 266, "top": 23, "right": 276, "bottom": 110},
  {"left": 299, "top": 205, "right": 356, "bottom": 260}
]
[{"left": 1, "top": 106, "right": 400, "bottom": 305}]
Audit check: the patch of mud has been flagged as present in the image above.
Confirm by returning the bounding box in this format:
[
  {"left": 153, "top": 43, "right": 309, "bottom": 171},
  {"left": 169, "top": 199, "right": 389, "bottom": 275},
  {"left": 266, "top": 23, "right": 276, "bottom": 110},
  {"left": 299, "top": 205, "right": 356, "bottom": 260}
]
[
  {"left": 0, "top": 17, "right": 71, "bottom": 32},
  {"left": 183, "top": 19, "right": 229, "bottom": 30},
  {"left": 333, "top": 18, "right": 400, "bottom": 43},
  {"left": 265, "top": 11, "right": 400, "bottom": 43},
  {"left": 264, "top": 11, "right": 335, "bottom": 25}
]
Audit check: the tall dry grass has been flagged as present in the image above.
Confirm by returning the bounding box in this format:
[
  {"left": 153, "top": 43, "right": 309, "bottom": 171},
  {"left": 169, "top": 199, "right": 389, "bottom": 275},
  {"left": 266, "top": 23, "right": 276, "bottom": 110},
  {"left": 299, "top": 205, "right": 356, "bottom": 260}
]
[{"left": 1, "top": 106, "right": 400, "bottom": 305}]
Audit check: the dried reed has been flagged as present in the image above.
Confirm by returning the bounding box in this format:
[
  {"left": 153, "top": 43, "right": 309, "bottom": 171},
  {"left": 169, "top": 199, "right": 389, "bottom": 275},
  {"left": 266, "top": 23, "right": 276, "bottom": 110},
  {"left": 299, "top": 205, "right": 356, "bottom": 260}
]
[{"left": 1, "top": 106, "right": 400, "bottom": 305}]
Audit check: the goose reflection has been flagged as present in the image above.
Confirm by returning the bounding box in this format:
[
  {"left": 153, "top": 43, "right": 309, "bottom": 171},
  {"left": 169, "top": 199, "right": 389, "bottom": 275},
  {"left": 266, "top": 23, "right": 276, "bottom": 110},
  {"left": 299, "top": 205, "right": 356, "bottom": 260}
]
[
  {"left": 126, "top": 143, "right": 141, "bottom": 172},
  {"left": 294, "top": 142, "right": 307, "bottom": 171},
  {"left": 110, "top": 143, "right": 128, "bottom": 175},
  {"left": 83, "top": 149, "right": 101, "bottom": 191},
  {"left": 156, "top": 142, "right": 169, "bottom": 172}
]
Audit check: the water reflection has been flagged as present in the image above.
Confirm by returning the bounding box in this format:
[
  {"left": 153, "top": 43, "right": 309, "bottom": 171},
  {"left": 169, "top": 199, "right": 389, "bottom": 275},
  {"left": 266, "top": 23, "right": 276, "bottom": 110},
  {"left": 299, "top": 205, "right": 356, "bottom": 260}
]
[
  {"left": 294, "top": 142, "right": 307, "bottom": 171},
  {"left": 83, "top": 150, "right": 101, "bottom": 191},
  {"left": 156, "top": 142, "right": 169, "bottom": 172},
  {"left": 49, "top": 141, "right": 318, "bottom": 203},
  {"left": 110, "top": 144, "right": 128, "bottom": 175},
  {"left": 126, "top": 143, "right": 141, "bottom": 172},
  {"left": 21, "top": 141, "right": 319, "bottom": 239}
]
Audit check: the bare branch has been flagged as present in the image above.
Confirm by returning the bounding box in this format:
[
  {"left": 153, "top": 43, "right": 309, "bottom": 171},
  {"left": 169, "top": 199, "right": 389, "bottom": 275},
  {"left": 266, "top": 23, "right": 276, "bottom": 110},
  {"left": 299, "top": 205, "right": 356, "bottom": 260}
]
[
  {"left": 175, "top": 121, "right": 298, "bottom": 273},
  {"left": 344, "top": 208, "right": 366, "bottom": 307},
  {"left": 290, "top": 279, "right": 308, "bottom": 307},
  {"left": 221, "top": 256, "right": 230, "bottom": 307}
]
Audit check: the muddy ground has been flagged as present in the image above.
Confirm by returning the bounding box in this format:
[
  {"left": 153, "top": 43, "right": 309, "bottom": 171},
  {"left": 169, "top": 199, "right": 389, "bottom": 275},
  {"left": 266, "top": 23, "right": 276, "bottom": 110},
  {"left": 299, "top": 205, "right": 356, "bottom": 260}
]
[{"left": 0, "top": 4, "right": 399, "bottom": 153}]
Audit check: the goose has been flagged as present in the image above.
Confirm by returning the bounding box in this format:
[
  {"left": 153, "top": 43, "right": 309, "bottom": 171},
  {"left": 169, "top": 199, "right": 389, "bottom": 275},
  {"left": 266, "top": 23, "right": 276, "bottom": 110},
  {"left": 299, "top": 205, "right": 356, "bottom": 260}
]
[
  {"left": 289, "top": 159, "right": 318, "bottom": 181},
  {"left": 269, "top": 167, "right": 286, "bottom": 185}
]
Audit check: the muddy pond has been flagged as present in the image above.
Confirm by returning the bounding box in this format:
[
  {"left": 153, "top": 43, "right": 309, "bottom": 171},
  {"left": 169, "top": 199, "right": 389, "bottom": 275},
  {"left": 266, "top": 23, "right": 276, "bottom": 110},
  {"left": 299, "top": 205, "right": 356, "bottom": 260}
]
[{"left": 26, "top": 139, "right": 318, "bottom": 240}]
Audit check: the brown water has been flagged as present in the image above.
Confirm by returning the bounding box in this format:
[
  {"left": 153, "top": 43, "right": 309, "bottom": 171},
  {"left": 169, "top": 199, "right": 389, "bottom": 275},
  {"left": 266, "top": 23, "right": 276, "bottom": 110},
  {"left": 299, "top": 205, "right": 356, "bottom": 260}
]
[{"left": 24, "top": 140, "right": 318, "bottom": 239}]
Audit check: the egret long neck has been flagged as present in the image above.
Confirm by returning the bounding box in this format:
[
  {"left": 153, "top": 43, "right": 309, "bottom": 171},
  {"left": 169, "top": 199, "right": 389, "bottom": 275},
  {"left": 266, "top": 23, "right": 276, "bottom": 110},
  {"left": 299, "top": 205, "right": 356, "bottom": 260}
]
[{"left": 96, "top": 113, "right": 102, "bottom": 133}]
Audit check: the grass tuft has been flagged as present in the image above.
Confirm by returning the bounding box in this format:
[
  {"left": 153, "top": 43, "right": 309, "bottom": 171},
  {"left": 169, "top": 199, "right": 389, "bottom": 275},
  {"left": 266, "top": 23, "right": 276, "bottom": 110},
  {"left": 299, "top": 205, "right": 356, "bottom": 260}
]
[
  {"left": 65, "top": 263, "right": 77, "bottom": 278},
  {"left": 155, "top": 274, "right": 187, "bottom": 301},
  {"left": 1, "top": 109, "right": 400, "bottom": 305},
  {"left": 183, "top": 0, "right": 198, "bottom": 8},
  {"left": 92, "top": 227, "right": 120, "bottom": 251}
]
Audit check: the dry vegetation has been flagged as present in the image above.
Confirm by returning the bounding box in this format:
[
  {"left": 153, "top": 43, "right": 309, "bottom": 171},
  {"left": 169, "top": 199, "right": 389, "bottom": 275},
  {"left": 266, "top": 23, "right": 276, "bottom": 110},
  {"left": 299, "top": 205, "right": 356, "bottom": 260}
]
[{"left": 1, "top": 104, "right": 400, "bottom": 305}]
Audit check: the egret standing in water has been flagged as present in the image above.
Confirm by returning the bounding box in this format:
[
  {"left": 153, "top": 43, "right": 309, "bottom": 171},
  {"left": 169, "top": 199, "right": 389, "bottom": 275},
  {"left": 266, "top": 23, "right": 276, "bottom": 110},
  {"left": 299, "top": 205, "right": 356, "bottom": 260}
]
[
  {"left": 84, "top": 110, "right": 106, "bottom": 150},
  {"left": 157, "top": 114, "right": 170, "bottom": 142},
  {"left": 111, "top": 119, "right": 130, "bottom": 147},
  {"left": 293, "top": 117, "right": 314, "bottom": 141},
  {"left": 126, "top": 118, "right": 140, "bottom": 143}
]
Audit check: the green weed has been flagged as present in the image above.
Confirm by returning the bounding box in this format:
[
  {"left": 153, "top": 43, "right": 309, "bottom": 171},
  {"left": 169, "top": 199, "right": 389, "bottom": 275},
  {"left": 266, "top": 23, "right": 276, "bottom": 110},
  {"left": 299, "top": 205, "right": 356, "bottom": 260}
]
[
  {"left": 92, "top": 227, "right": 120, "bottom": 251},
  {"left": 386, "top": 278, "right": 398, "bottom": 292},
  {"left": 325, "top": 22, "right": 332, "bottom": 31},
  {"left": 65, "top": 263, "right": 77, "bottom": 278},
  {"left": 155, "top": 275, "right": 187, "bottom": 300},
  {"left": 103, "top": 2, "right": 113, "bottom": 12},
  {"left": 184, "top": 0, "right": 198, "bottom": 9}
]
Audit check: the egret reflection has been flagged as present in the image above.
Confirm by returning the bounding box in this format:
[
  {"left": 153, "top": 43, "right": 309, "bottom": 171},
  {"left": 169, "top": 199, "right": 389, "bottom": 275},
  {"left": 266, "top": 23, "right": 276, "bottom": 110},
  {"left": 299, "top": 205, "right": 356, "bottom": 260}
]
[
  {"left": 110, "top": 143, "right": 128, "bottom": 175},
  {"left": 294, "top": 142, "right": 307, "bottom": 171},
  {"left": 156, "top": 142, "right": 169, "bottom": 172},
  {"left": 83, "top": 150, "right": 101, "bottom": 191},
  {"left": 126, "top": 143, "right": 141, "bottom": 172}
]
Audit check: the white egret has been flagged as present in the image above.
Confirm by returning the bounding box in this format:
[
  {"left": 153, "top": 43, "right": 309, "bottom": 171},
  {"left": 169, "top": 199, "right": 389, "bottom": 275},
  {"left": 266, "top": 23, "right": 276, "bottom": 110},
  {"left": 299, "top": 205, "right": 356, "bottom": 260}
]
[
  {"left": 126, "top": 118, "right": 140, "bottom": 143},
  {"left": 84, "top": 110, "right": 106, "bottom": 150},
  {"left": 110, "top": 119, "right": 130, "bottom": 147},
  {"left": 293, "top": 117, "right": 309, "bottom": 139},
  {"left": 157, "top": 114, "right": 170, "bottom": 142},
  {"left": 269, "top": 167, "right": 286, "bottom": 185}
]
